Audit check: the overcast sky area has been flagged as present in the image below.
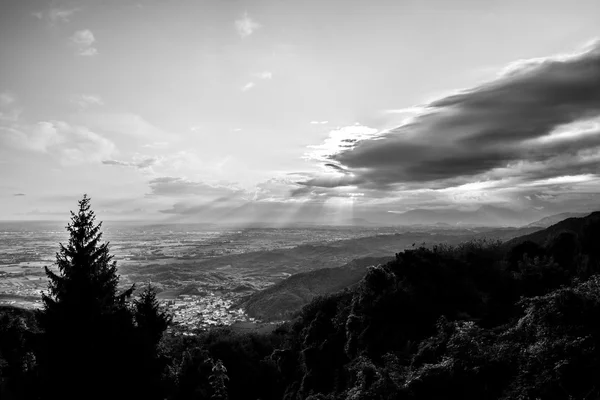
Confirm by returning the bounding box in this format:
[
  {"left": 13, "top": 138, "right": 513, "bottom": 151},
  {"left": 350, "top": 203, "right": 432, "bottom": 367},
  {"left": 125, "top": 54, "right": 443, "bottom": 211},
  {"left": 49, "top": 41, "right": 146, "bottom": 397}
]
[{"left": 1, "top": 0, "right": 600, "bottom": 225}]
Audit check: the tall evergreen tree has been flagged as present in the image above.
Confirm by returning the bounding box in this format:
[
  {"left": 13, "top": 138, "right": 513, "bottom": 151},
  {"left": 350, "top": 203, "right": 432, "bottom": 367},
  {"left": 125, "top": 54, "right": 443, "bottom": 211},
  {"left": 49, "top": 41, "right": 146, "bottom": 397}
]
[
  {"left": 41, "top": 194, "right": 133, "bottom": 314},
  {"left": 36, "top": 195, "right": 135, "bottom": 400}
]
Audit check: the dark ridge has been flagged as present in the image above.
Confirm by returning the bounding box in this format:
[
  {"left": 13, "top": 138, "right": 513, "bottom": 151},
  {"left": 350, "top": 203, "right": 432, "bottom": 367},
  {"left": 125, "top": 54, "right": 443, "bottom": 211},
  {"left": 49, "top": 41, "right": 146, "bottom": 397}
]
[
  {"left": 505, "top": 211, "right": 600, "bottom": 248},
  {"left": 238, "top": 256, "right": 393, "bottom": 321},
  {"left": 525, "top": 212, "right": 591, "bottom": 228}
]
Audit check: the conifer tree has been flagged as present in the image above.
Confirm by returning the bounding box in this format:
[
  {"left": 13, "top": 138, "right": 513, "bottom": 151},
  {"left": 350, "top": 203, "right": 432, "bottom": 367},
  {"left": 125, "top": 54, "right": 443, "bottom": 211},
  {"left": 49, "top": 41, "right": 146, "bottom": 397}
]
[
  {"left": 36, "top": 194, "right": 135, "bottom": 400},
  {"left": 40, "top": 194, "right": 134, "bottom": 319},
  {"left": 209, "top": 358, "right": 229, "bottom": 400},
  {"left": 134, "top": 284, "right": 172, "bottom": 347},
  {"left": 133, "top": 284, "right": 173, "bottom": 399}
]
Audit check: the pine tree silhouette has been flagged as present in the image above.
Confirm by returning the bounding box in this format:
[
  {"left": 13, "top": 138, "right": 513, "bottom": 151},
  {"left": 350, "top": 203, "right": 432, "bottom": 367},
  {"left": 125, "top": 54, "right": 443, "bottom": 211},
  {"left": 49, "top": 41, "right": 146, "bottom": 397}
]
[
  {"left": 42, "top": 194, "right": 133, "bottom": 314},
  {"left": 134, "top": 284, "right": 172, "bottom": 347},
  {"left": 133, "top": 284, "right": 173, "bottom": 399},
  {"left": 37, "top": 195, "right": 135, "bottom": 400}
]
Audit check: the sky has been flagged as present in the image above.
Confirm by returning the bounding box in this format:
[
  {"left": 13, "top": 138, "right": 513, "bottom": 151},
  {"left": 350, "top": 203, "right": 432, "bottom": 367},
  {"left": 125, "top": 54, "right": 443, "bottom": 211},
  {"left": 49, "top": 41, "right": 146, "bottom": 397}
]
[{"left": 1, "top": 0, "right": 600, "bottom": 225}]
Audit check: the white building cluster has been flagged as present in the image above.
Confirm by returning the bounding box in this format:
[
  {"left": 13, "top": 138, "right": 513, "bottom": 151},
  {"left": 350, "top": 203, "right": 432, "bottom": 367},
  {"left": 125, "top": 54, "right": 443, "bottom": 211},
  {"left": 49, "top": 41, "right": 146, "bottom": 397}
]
[{"left": 161, "top": 292, "right": 255, "bottom": 331}]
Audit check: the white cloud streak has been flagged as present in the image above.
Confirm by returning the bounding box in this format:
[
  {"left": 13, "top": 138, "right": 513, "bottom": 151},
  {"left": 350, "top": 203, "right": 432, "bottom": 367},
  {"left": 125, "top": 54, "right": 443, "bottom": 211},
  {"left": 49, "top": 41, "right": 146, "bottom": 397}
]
[
  {"left": 33, "top": 7, "right": 79, "bottom": 25},
  {"left": 254, "top": 71, "right": 272, "bottom": 79},
  {"left": 241, "top": 82, "right": 255, "bottom": 92},
  {"left": 72, "top": 94, "right": 104, "bottom": 109}
]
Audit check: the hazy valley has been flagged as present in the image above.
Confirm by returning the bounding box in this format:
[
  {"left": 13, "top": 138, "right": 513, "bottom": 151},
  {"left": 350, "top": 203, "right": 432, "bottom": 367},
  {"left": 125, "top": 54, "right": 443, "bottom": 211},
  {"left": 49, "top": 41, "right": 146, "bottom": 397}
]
[{"left": 0, "top": 220, "right": 543, "bottom": 329}]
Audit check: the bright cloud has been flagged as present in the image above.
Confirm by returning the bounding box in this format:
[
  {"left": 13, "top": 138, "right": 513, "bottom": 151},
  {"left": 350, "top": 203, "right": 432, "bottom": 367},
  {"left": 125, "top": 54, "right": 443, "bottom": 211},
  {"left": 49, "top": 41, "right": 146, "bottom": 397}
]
[
  {"left": 254, "top": 71, "right": 272, "bottom": 80},
  {"left": 0, "top": 121, "right": 115, "bottom": 165},
  {"left": 102, "top": 155, "right": 161, "bottom": 171},
  {"left": 235, "top": 13, "right": 261, "bottom": 38},
  {"left": 241, "top": 82, "right": 255, "bottom": 92},
  {"left": 305, "top": 124, "right": 380, "bottom": 162},
  {"left": 70, "top": 30, "right": 97, "bottom": 56},
  {"left": 72, "top": 94, "right": 104, "bottom": 109}
]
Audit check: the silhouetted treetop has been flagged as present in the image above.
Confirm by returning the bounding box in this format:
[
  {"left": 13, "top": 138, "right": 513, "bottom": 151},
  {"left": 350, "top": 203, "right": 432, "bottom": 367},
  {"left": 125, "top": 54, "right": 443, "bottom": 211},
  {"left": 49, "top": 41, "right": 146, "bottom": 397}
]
[{"left": 42, "top": 194, "right": 133, "bottom": 315}]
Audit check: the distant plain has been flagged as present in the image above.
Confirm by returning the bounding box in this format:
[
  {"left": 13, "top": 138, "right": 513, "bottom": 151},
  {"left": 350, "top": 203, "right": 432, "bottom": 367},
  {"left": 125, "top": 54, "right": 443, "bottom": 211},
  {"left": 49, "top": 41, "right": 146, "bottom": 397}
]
[{"left": 0, "top": 221, "right": 541, "bottom": 313}]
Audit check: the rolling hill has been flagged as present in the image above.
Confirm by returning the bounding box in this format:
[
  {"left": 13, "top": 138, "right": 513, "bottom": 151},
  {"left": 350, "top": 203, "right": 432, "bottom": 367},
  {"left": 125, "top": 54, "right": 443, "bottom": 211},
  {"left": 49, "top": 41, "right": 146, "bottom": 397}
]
[{"left": 238, "top": 256, "right": 393, "bottom": 321}]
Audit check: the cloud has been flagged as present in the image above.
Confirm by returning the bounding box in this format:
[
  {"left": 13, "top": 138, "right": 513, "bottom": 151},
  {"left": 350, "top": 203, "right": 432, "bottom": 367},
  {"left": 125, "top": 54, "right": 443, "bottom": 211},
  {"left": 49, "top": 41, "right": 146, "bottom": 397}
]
[
  {"left": 102, "top": 156, "right": 160, "bottom": 170},
  {"left": 0, "top": 92, "right": 21, "bottom": 122},
  {"left": 72, "top": 94, "right": 104, "bottom": 109},
  {"left": 310, "top": 121, "right": 329, "bottom": 125},
  {"left": 250, "top": 178, "right": 302, "bottom": 201},
  {"left": 71, "top": 113, "right": 168, "bottom": 140},
  {"left": 70, "top": 30, "right": 97, "bottom": 56},
  {"left": 235, "top": 13, "right": 261, "bottom": 38},
  {"left": 103, "top": 152, "right": 208, "bottom": 177},
  {"left": 304, "top": 124, "right": 380, "bottom": 162},
  {"left": 33, "top": 7, "right": 79, "bottom": 25},
  {"left": 13, "top": 193, "right": 25, "bottom": 196},
  {"left": 383, "top": 107, "right": 422, "bottom": 115},
  {"left": 147, "top": 176, "right": 244, "bottom": 198},
  {"left": 0, "top": 121, "right": 115, "bottom": 165},
  {"left": 324, "top": 163, "right": 348, "bottom": 172},
  {"left": 301, "top": 40, "right": 600, "bottom": 195},
  {"left": 254, "top": 71, "right": 272, "bottom": 80},
  {"left": 241, "top": 82, "right": 255, "bottom": 92},
  {"left": 241, "top": 72, "right": 271, "bottom": 92},
  {"left": 142, "top": 141, "right": 169, "bottom": 149},
  {"left": 0, "top": 93, "right": 15, "bottom": 107}
]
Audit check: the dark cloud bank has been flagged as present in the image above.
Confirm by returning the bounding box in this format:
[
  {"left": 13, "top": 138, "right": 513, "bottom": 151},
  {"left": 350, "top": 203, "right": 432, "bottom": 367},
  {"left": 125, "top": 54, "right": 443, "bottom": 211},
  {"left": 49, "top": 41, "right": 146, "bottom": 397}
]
[{"left": 303, "top": 41, "right": 600, "bottom": 192}]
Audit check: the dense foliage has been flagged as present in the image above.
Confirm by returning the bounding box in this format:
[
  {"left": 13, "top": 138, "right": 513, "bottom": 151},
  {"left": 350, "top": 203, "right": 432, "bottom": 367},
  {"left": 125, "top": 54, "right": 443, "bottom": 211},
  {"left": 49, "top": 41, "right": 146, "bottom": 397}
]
[{"left": 2, "top": 199, "right": 600, "bottom": 399}]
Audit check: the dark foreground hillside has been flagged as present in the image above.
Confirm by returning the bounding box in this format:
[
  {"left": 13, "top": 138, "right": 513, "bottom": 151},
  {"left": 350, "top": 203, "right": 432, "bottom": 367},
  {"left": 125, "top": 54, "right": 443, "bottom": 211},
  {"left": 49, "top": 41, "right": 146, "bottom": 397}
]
[{"left": 3, "top": 210, "right": 600, "bottom": 400}]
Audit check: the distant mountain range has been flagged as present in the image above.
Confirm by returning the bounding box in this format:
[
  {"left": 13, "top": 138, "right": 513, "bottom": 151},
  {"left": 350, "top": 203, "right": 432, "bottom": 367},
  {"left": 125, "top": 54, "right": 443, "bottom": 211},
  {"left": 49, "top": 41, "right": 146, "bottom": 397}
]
[{"left": 381, "top": 205, "right": 546, "bottom": 227}]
